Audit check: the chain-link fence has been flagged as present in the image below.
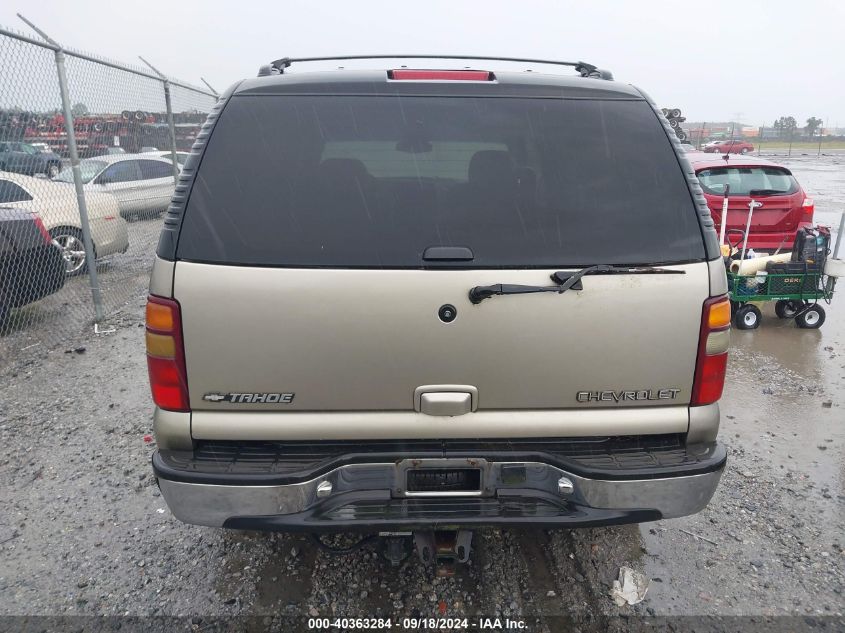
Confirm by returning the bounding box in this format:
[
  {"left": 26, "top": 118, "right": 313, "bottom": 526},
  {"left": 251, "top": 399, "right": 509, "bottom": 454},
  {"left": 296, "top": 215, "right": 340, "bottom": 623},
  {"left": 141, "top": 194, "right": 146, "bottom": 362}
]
[
  {"left": 0, "top": 21, "right": 216, "bottom": 363},
  {"left": 755, "top": 127, "right": 843, "bottom": 157},
  {"left": 682, "top": 122, "right": 842, "bottom": 157}
]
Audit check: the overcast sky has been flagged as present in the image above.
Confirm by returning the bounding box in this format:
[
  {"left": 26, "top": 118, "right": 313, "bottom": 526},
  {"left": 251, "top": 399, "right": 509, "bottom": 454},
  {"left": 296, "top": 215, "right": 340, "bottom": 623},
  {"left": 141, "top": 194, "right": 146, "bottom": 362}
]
[{"left": 2, "top": 0, "right": 843, "bottom": 127}]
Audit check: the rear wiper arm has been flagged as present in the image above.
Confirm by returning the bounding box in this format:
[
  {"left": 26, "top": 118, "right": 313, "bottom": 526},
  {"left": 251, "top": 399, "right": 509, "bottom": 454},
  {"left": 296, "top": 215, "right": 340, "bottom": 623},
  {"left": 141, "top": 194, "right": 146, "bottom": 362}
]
[
  {"left": 468, "top": 265, "right": 684, "bottom": 304},
  {"left": 468, "top": 283, "right": 567, "bottom": 304}
]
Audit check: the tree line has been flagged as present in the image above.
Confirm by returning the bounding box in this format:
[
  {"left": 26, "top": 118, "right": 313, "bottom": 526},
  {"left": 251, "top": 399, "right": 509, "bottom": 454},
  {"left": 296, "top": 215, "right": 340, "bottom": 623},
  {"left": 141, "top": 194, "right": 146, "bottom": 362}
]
[{"left": 772, "top": 116, "right": 824, "bottom": 138}]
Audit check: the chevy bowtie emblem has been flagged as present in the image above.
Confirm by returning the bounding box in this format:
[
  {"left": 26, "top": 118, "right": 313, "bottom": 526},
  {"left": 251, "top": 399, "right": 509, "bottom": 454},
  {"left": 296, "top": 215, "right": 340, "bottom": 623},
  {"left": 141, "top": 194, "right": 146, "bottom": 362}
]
[{"left": 202, "top": 392, "right": 295, "bottom": 404}]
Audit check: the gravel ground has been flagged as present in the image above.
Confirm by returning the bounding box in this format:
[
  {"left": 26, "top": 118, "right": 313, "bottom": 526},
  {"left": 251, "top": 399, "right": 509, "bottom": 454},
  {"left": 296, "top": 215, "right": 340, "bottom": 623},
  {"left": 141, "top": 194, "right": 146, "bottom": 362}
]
[{"left": 0, "top": 157, "right": 843, "bottom": 632}]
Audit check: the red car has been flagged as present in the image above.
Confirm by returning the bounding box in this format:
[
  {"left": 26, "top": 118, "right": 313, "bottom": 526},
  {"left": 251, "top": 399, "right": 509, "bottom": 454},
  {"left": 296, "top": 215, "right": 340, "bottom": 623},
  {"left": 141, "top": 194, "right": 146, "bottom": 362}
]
[
  {"left": 702, "top": 139, "right": 755, "bottom": 154},
  {"left": 688, "top": 153, "right": 814, "bottom": 251}
]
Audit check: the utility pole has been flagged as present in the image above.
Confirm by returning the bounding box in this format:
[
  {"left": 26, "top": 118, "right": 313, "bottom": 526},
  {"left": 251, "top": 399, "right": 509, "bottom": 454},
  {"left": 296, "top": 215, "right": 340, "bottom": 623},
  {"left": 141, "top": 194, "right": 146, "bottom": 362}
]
[
  {"left": 818, "top": 118, "right": 825, "bottom": 156},
  {"left": 731, "top": 111, "right": 744, "bottom": 147}
]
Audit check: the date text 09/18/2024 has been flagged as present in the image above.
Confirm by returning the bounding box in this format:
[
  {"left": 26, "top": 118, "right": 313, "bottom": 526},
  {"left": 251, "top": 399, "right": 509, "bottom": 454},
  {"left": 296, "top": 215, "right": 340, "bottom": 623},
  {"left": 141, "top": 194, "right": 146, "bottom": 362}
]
[{"left": 307, "top": 617, "right": 528, "bottom": 630}]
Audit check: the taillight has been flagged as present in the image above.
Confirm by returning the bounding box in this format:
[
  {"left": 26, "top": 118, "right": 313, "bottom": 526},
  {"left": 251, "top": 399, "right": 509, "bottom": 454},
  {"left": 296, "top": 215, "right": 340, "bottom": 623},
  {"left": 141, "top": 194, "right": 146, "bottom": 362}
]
[
  {"left": 801, "top": 197, "right": 814, "bottom": 220},
  {"left": 388, "top": 69, "right": 494, "bottom": 81},
  {"left": 33, "top": 216, "right": 51, "bottom": 244},
  {"left": 691, "top": 296, "right": 730, "bottom": 406},
  {"left": 145, "top": 295, "right": 189, "bottom": 411}
]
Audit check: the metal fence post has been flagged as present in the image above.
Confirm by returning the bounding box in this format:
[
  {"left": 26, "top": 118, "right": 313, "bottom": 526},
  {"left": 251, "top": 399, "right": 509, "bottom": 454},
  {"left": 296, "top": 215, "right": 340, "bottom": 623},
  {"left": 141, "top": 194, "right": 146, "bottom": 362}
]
[
  {"left": 200, "top": 77, "right": 219, "bottom": 97},
  {"left": 18, "top": 14, "right": 104, "bottom": 320},
  {"left": 162, "top": 80, "right": 180, "bottom": 182},
  {"left": 834, "top": 212, "right": 845, "bottom": 260},
  {"left": 139, "top": 57, "right": 179, "bottom": 183}
]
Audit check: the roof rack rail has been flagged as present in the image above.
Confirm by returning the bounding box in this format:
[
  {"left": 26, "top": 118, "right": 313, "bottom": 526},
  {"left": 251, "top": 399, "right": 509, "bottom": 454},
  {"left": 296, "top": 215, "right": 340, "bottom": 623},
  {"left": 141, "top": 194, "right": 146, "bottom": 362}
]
[{"left": 257, "top": 55, "right": 613, "bottom": 80}]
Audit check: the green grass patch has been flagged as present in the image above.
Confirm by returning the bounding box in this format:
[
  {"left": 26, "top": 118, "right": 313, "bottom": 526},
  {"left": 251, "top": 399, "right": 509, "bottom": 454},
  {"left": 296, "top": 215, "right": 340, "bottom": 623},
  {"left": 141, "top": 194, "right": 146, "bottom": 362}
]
[{"left": 752, "top": 141, "right": 845, "bottom": 150}]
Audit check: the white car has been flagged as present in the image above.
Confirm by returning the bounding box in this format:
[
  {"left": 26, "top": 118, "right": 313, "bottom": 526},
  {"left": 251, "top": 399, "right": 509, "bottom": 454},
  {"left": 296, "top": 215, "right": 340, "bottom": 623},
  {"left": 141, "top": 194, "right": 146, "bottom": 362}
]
[
  {"left": 54, "top": 153, "right": 177, "bottom": 221},
  {"left": 0, "top": 171, "right": 129, "bottom": 275},
  {"left": 149, "top": 150, "right": 189, "bottom": 167}
]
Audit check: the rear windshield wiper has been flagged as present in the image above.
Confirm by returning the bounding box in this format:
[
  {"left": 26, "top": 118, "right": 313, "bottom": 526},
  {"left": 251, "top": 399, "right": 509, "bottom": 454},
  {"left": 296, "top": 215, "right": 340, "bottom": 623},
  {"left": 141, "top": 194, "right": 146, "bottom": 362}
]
[
  {"left": 748, "top": 189, "right": 788, "bottom": 196},
  {"left": 468, "top": 264, "right": 684, "bottom": 304}
]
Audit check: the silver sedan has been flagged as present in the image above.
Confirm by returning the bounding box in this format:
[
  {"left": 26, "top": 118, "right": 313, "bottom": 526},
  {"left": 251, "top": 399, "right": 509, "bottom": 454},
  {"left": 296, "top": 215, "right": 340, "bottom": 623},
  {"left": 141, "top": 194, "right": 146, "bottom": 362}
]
[{"left": 54, "top": 153, "right": 178, "bottom": 221}]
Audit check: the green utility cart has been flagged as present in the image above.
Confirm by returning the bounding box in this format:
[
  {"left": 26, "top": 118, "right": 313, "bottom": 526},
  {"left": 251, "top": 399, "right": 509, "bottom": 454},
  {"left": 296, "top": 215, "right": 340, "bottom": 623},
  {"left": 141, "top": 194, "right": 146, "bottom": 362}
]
[{"left": 728, "top": 269, "right": 836, "bottom": 330}]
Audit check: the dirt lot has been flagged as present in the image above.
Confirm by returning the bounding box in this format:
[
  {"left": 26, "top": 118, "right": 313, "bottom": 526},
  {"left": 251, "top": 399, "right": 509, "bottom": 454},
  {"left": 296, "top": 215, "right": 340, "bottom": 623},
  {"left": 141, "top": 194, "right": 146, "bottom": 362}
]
[{"left": 0, "top": 156, "right": 843, "bottom": 632}]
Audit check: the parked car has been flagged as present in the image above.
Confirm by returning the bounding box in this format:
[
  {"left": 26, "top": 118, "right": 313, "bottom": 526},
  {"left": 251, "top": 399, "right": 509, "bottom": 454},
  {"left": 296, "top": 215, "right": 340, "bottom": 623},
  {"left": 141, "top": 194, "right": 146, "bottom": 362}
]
[
  {"left": 149, "top": 150, "right": 189, "bottom": 167},
  {"left": 689, "top": 154, "right": 813, "bottom": 251},
  {"left": 0, "top": 141, "right": 63, "bottom": 178},
  {"left": 0, "top": 207, "right": 66, "bottom": 328},
  {"left": 147, "top": 58, "right": 729, "bottom": 542},
  {"left": 702, "top": 139, "right": 754, "bottom": 154},
  {"left": 0, "top": 171, "right": 129, "bottom": 274},
  {"left": 54, "top": 154, "right": 176, "bottom": 220}
]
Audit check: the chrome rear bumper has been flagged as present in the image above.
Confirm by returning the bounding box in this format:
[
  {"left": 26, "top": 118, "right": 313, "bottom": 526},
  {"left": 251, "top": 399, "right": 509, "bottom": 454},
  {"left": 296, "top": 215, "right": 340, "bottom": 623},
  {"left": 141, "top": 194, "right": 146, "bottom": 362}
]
[{"left": 154, "top": 455, "right": 725, "bottom": 530}]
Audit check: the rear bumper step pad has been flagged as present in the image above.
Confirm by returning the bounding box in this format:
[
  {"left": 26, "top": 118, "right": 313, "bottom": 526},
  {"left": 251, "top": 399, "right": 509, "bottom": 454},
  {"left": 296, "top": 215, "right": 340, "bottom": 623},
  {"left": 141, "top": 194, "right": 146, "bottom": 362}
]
[{"left": 153, "top": 435, "right": 725, "bottom": 485}]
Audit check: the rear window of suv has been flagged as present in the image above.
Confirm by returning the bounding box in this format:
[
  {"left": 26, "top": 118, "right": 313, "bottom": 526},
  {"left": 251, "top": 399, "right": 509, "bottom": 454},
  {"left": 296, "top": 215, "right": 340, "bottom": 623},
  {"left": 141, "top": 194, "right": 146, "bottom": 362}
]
[
  {"left": 177, "top": 95, "right": 705, "bottom": 268},
  {"left": 697, "top": 166, "right": 798, "bottom": 196}
]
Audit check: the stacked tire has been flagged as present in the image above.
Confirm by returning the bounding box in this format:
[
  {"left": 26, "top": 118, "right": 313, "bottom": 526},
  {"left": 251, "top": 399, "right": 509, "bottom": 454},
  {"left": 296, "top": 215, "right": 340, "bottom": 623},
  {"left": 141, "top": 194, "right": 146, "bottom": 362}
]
[
  {"left": 121, "top": 110, "right": 150, "bottom": 122},
  {"left": 661, "top": 107, "right": 687, "bottom": 143}
]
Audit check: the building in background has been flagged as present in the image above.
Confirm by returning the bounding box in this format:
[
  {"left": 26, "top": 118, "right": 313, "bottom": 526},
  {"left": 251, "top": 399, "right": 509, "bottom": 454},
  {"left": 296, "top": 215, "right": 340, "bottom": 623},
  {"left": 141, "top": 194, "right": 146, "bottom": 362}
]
[{"left": 680, "top": 121, "right": 751, "bottom": 145}]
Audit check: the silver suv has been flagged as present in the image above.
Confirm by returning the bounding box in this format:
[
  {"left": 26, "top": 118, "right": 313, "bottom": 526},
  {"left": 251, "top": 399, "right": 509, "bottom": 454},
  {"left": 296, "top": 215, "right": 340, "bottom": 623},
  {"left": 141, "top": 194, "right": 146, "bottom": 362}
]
[{"left": 147, "top": 57, "right": 729, "bottom": 536}]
